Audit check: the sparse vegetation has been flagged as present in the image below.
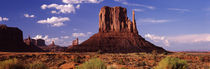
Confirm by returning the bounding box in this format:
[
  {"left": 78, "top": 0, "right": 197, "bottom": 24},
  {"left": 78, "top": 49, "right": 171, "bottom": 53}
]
[
  {"left": 154, "top": 56, "right": 188, "bottom": 69},
  {"left": 77, "top": 58, "right": 106, "bottom": 69},
  {"left": 0, "top": 58, "right": 25, "bottom": 69},
  {"left": 97, "top": 50, "right": 104, "bottom": 54},
  {"left": 73, "top": 56, "right": 81, "bottom": 63},
  {"left": 0, "top": 58, "right": 49, "bottom": 69},
  {"left": 26, "top": 62, "right": 49, "bottom": 69},
  {"left": 0, "top": 52, "right": 208, "bottom": 69},
  {"left": 118, "top": 59, "right": 125, "bottom": 65}
]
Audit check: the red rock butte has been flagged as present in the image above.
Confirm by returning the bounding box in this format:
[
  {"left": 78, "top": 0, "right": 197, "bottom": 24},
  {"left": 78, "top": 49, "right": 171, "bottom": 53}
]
[
  {"left": 0, "top": 24, "right": 44, "bottom": 52},
  {"left": 67, "top": 6, "right": 167, "bottom": 53}
]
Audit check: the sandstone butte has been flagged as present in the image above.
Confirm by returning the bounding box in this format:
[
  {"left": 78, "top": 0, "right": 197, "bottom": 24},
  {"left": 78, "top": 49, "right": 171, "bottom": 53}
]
[
  {"left": 67, "top": 6, "right": 167, "bottom": 53},
  {"left": 0, "top": 24, "right": 44, "bottom": 52}
]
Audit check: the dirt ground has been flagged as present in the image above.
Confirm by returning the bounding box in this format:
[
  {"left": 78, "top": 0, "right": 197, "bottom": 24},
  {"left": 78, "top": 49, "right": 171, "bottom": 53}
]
[{"left": 0, "top": 52, "right": 209, "bottom": 69}]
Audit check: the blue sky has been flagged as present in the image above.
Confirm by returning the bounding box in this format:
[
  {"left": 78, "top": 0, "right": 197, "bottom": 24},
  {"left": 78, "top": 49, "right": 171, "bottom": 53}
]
[{"left": 0, "top": 0, "right": 210, "bottom": 51}]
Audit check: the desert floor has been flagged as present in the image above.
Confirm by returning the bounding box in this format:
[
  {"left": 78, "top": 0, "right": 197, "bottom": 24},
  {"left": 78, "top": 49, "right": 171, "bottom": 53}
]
[{"left": 0, "top": 52, "right": 209, "bottom": 69}]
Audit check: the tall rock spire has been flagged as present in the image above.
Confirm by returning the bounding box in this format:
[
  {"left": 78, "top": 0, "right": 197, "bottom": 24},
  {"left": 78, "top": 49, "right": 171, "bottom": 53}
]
[
  {"left": 98, "top": 6, "right": 138, "bottom": 33},
  {"left": 132, "top": 10, "right": 138, "bottom": 34},
  {"left": 132, "top": 10, "right": 135, "bottom": 24}
]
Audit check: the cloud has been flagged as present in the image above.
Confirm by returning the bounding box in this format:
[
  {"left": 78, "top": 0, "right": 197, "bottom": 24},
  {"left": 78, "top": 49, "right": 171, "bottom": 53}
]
[
  {"left": 73, "top": 28, "right": 78, "bottom": 31},
  {"left": 37, "top": 16, "right": 70, "bottom": 27},
  {"left": 167, "top": 34, "right": 210, "bottom": 43},
  {"left": 72, "top": 33, "right": 86, "bottom": 37},
  {"left": 145, "top": 34, "right": 170, "bottom": 46},
  {"left": 76, "top": 4, "right": 80, "bottom": 9},
  {"left": 72, "top": 32, "right": 93, "bottom": 37},
  {"left": 51, "top": 10, "right": 57, "bottom": 14},
  {"left": 61, "top": 36, "right": 70, "bottom": 39},
  {"left": 0, "top": 16, "right": 9, "bottom": 21},
  {"left": 168, "top": 8, "right": 190, "bottom": 13},
  {"left": 62, "top": 0, "right": 104, "bottom": 4},
  {"left": 24, "top": 14, "right": 35, "bottom": 18},
  {"left": 41, "top": 0, "right": 103, "bottom": 14},
  {"left": 41, "top": 4, "right": 76, "bottom": 14},
  {"left": 133, "top": 9, "right": 144, "bottom": 12},
  {"left": 138, "top": 18, "right": 170, "bottom": 23},
  {"left": 145, "top": 33, "right": 210, "bottom": 51},
  {"left": 114, "top": 0, "right": 155, "bottom": 10},
  {"left": 145, "top": 33, "right": 210, "bottom": 47}
]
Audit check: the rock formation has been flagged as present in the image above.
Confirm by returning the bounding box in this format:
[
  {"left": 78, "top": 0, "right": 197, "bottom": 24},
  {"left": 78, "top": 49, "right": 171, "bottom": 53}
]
[
  {"left": 99, "top": 6, "right": 138, "bottom": 34},
  {"left": 0, "top": 24, "right": 44, "bottom": 52},
  {"left": 39, "top": 41, "right": 67, "bottom": 52},
  {"left": 72, "top": 38, "right": 79, "bottom": 46},
  {"left": 67, "top": 6, "right": 167, "bottom": 53},
  {"left": 24, "top": 37, "right": 46, "bottom": 46},
  {"left": 36, "top": 39, "right": 46, "bottom": 46},
  {"left": 49, "top": 41, "right": 55, "bottom": 46}
]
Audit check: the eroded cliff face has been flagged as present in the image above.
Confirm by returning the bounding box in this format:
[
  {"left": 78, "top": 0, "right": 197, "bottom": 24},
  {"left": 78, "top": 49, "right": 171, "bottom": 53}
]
[
  {"left": 67, "top": 6, "right": 167, "bottom": 53},
  {"left": 99, "top": 6, "right": 138, "bottom": 34}
]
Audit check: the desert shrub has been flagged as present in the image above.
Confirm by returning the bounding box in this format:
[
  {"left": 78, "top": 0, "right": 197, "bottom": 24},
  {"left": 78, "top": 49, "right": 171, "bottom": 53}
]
[
  {"left": 107, "top": 65, "right": 116, "bottom": 69},
  {"left": 0, "top": 58, "right": 25, "bottom": 69},
  {"left": 77, "top": 58, "right": 106, "bottom": 69},
  {"left": 139, "top": 61, "right": 146, "bottom": 66},
  {"left": 120, "top": 67, "right": 127, "bottom": 69},
  {"left": 26, "top": 62, "right": 49, "bottom": 69},
  {"left": 73, "top": 56, "right": 81, "bottom": 63},
  {"left": 152, "top": 50, "right": 158, "bottom": 55},
  {"left": 154, "top": 56, "right": 188, "bottom": 69},
  {"left": 97, "top": 50, "right": 104, "bottom": 54},
  {"left": 118, "top": 59, "right": 125, "bottom": 65}
]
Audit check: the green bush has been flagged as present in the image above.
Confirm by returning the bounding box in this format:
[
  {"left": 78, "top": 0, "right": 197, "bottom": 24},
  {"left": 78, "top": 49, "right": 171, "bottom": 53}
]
[
  {"left": 0, "top": 58, "right": 25, "bottom": 69},
  {"left": 26, "top": 62, "right": 49, "bottom": 69},
  {"left": 77, "top": 58, "right": 106, "bottom": 69},
  {"left": 154, "top": 56, "right": 188, "bottom": 69}
]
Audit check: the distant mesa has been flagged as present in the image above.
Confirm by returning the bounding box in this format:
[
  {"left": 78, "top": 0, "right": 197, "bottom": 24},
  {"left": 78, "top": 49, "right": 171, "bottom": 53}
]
[
  {"left": 0, "top": 24, "right": 44, "bottom": 52},
  {"left": 36, "top": 39, "right": 46, "bottom": 46},
  {"left": 67, "top": 6, "right": 167, "bottom": 53},
  {"left": 40, "top": 41, "right": 67, "bottom": 52},
  {"left": 24, "top": 36, "right": 46, "bottom": 46},
  {"left": 24, "top": 37, "right": 67, "bottom": 52}
]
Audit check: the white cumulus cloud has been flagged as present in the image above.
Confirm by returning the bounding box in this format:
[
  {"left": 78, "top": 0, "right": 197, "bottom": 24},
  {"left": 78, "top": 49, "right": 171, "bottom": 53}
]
[
  {"left": 24, "top": 14, "right": 35, "bottom": 18},
  {"left": 72, "top": 33, "right": 86, "bottom": 37},
  {"left": 41, "top": 4, "right": 76, "bottom": 14},
  {"left": 0, "top": 16, "right": 9, "bottom": 21},
  {"left": 72, "top": 32, "right": 93, "bottom": 37},
  {"left": 145, "top": 34, "right": 170, "bottom": 46},
  {"left": 62, "top": 0, "right": 104, "bottom": 4},
  {"left": 41, "top": 0, "right": 103, "bottom": 14},
  {"left": 37, "top": 16, "right": 70, "bottom": 27}
]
